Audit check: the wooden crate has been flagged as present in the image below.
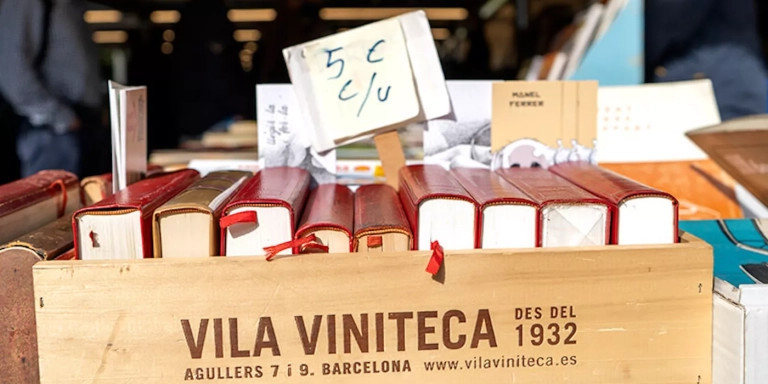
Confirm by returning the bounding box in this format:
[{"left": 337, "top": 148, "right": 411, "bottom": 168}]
[{"left": 33, "top": 233, "right": 713, "bottom": 383}]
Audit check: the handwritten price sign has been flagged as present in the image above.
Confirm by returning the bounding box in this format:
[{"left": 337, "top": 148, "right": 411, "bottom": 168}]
[{"left": 284, "top": 11, "right": 450, "bottom": 152}]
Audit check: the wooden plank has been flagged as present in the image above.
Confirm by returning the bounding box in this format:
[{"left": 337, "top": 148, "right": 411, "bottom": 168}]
[{"left": 34, "top": 234, "right": 712, "bottom": 383}]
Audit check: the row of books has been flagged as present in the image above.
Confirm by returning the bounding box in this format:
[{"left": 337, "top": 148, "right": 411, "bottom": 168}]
[{"left": 0, "top": 163, "right": 678, "bottom": 261}]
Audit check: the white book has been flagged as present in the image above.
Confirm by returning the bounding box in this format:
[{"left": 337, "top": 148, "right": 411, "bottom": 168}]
[{"left": 108, "top": 80, "right": 148, "bottom": 193}]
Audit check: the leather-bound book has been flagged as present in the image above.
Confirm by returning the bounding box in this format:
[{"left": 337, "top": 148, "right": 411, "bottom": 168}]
[
  {"left": 398, "top": 164, "right": 477, "bottom": 251},
  {"left": 73, "top": 169, "right": 200, "bottom": 259},
  {"left": 354, "top": 184, "right": 412, "bottom": 253},
  {"left": 0, "top": 170, "right": 81, "bottom": 244},
  {"left": 0, "top": 215, "right": 74, "bottom": 260},
  {"left": 497, "top": 167, "right": 611, "bottom": 247},
  {"left": 451, "top": 168, "right": 538, "bottom": 249},
  {"left": 219, "top": 167, "right": 310, "bottom": 257},
  {"left": 153, "top": 170, "right": 251, "bottom": 258},
  {"left": 294, "top": 184, "right": 354, "bottom": 254},
  {"left": 549, "top": 162, "right": 678, "bottom": 244}
]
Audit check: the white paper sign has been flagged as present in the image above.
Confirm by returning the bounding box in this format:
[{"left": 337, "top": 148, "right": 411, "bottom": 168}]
[
  {"left": 284, "top": 10, "right": 451, "bottom": 152},
  {"left": 256, "top": 84, "right": 336, "bottom": 184}
]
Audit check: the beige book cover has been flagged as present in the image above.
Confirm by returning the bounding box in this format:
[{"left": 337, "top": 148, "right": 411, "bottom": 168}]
[
  {"left": 491, "top": 80, "right": 597, "bottom": 151},
  {"left": 152, "top": 170, "right": 251, "bottom": 258}
]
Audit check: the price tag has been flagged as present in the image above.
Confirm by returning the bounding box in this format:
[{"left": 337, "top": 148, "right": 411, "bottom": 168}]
[{"left": 284, "top": 11, "right": 450, "bottom": 153}]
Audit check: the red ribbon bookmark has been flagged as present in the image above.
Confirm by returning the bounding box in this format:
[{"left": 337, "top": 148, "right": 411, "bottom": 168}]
[
  {"left": 220, "top": 211, "right": 258, "bottom": 229},
  {"left": 367, "top": 235, "right": 383, "bottom": 248},
  {"left": 264, "top": 233, "right": 320, "bottom": 261},
  {"left": 48, "top": 179, "right": 67, "bottom": 218},
  {"left": 425, "top": 240, "right": 444, "bottom": 275}
]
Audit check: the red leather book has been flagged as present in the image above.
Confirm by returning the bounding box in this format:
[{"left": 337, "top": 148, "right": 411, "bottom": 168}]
[
  {"left": 295, "top": 184, "right": 354, "bottom": 254},
  {"left": 398, "top": 165, "right": 477, "bottom": 251},
  {"left": 81, "top": 164, "right": 166, "bottom": 206},
  {"left": 496, "top": 167, "right": 611, "bottom": 247},
  {"left": 0, "top": 170, "right": 81, "bottom": 244},
  {"left": 72, "top": 169, "right": 200, "bottom": 259},
  {"left": 354, "top": 184, "right": 412, "bottom": 253},
  {"left": 549, "top": 162, "right": 679, "bottom": 244},
  {"left": 219, "top": 167, "right": 310, "bottom": 257},
  {"left": 451, "top": 168, "right": 538, "bottom": 249}
]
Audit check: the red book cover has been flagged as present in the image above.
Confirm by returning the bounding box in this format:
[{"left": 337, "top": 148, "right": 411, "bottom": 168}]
[
  {"left": 0, "top": 170, "right": 81, "bottom": 244},
  {"left": 496, "top": 167, "right": 611, "bottom": 247},
  {"left": 398, "top": 165, "right": 477, "bottom": 250},
  {"left": 219, "top": 167, "right": 310, "bottom": 256},
  {"left": 451, "top": 168, "right": 538, "bottom": 248},
  {"left": 354, "top": 184, "right": 412, "bottom": 252},
  {"left": 295, "top": 184, "right": 354, "bottom": 254},
  {"left": 549, "top": 162, "right": 679, "bottom": 244},
  {"left": 72, "top": 169, "right": 200, "bottom": 259}
]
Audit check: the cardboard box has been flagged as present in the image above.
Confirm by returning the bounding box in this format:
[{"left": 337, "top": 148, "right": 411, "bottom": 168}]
[{"left": 33, "top": 233, "right": 712, "bottom": 383}]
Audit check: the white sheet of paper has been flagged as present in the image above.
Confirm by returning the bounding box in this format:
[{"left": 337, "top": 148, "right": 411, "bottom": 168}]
[
  {"left": 596, "top": 79, "right": 721, "bottom": 163},
  {"left": 256, "top": 84, "right": 336, "bottom": 184},
  {"left": 283, "top": 10, "right": 450, "bottom": 152},
  {"left": 108, "top": 81, "right": 147, "bottom": 193}
]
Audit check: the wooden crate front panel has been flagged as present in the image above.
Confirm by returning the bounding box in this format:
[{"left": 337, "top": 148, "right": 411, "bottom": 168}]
[{"left": 34, "top": 238, "right": 712, "bottom": 383}]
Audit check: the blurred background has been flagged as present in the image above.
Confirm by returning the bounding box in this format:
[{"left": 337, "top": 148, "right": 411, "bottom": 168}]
[{"left": 1, "top": 0, "right": 767, "bottom": 186}]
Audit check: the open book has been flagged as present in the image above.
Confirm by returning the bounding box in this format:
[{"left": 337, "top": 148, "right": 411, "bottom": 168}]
[{"left": 108, "top": 81, "right": 148, "bottom": 193}]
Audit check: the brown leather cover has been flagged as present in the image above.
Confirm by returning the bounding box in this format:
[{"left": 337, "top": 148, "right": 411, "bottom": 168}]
[
  {"left": 354, "top": 184, "right": 412, "bottom": 251},
  {"left": 398, "top": 165, "right": 476, "bottom": 249},
  {"left": 73, "top": 169, "right": 200, "bottom": 259},
  {"left": 152, "top": 170, "right": 251, "bottom": 257},
  {"left": 496, "top": 167, "right": 611, "bottom": 246},
  {"left": 0, "top": 249, "right": 42, "bottom": 383},
  {"left": 451, "top": 168, "right": 538, "bottom": 248},
  {"left": 0, "top": 215, "right": 73, "bottom": 260},
  {"left": 550, "top": 162, "right": 679, "bottom": 244},
  {"left": 0, "top": 170, "right": 81, "bottom": 243},
  {"left": 220, "top": 167, "right": 311, "bottom": 255},
  {"left": 295, "top": 184, "right": 354, "bottom": 252}
]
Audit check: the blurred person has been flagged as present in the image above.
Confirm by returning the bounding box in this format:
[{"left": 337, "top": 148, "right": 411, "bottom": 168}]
[
  {"left": 646, "top": 0, "right": 767, "bottom": 120},
  {"left": 0, "top": 0, "right": 108, "bottom": 178}
]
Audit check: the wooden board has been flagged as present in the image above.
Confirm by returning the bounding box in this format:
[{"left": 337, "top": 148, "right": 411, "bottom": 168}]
[
  {"left": 34, "top": 234, "right": 712, "bottom": 383},
  {"left": 1, "top": 249, "right": 42, "bottom": 383}
]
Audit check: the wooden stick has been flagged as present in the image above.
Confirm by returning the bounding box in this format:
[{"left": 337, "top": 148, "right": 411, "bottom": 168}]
[{"left": 374, "top": 130, "right": 406, "bottom": 189}]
